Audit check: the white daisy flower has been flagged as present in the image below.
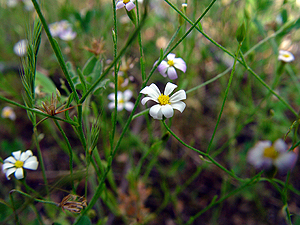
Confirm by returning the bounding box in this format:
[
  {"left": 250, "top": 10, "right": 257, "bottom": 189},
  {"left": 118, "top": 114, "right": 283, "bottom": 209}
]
[
  {"left": 278, "top": 50, "right": 294, "bottom": 63},
  {"left": 116, "top": 0, "right": 136, "bottom": 11},
  {"left": 140, "top": 82, "right": 186, "bottom": 120},
  {"left": 13, "top": 39, "right": 28, "bottom": 57},
  {"left": 247, "top": 139, "right": 298, "bottom": 174},
  {"left": 2, "top": 150, "right": 39, "bottom": 180},
  {"left": 108, "top": 90, "right": 135, "bottom": 112},
  {"left": 59, "top": 29, "right": 77, "bottom": 41},
  {"left": 157, "top": 53, "right": 186, "bottom": 80},
  {"left": 1, "top": 106, "right": 16, "bottom": 121}
]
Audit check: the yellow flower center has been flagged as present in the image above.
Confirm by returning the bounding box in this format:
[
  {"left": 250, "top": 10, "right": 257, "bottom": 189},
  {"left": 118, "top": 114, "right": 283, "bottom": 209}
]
[
  {"left": 118, "top": 98, "right": 125, "bottom": 104},
  {"left": 3, "top": 110, "right": 12, "bottom": 118},
  {"left": 283, "top": 54, "right": 290, "bottom": 58},
  {"left": 123, "top": 0, "right": 130, "bottom": 3},
  {"left": 158, "top": 94, "right": 170, "bottom": 105},
  {"left": 15, "top": 160, "right": 24, "bottom": 168},
  {"left": 167, "top": 60, "right": 174, "bottom": 67},
  {"left": 263, "top": 146, "right": 279, "bottom": 159}
]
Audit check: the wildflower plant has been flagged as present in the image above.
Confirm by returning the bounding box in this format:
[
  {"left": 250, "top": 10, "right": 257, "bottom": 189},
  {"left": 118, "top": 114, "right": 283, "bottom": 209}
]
[
  {"left": 140, "top": 82, "right": 186, "bottom": 120},
  {"left": 2, "top": 150, "right": 39, "bottom": 180},
  {"left": 1, "top": 0, "right": 300, "bottom": 224},
  {"left": 156, "top": 53, "right": 187, "bottom": 79}
]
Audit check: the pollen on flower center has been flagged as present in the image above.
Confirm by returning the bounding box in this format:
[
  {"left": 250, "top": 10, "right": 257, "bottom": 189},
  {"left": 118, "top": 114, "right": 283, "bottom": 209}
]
[
  {"left": 263, "top": 146, "right": 279, "bottom": 159},
  {"left": 283, "top": 54, "right": 290, "bottom": 58},
  {"left": 158, "top": 94, "right": 170, "bottom": 105},
  {"left": 167, "top": 60, "right": 174, "bottom": 67},
  {"left": 15, "top": 160, "right": 24, "bottom": 168},
  {"left": 123, "top": 0, "right": 130, "bottom": 3},
  {"left": 118, "top": 99, "right": 125, "bottom": 104}
]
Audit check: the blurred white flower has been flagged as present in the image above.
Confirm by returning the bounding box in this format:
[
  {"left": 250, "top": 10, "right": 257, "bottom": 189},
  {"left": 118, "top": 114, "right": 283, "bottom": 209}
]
[
  {"left": 59, "top": 29, "right": 77, "bottom": 41},
  {"left": 278, "top": 50, "right": 294, "bottom": 63},
  {"left": 140, "top": 82, "right": 186, "bottom": 120},
  {"left": 6, "top": 0, "right": 18, "bottom": 8},
  {"left": 13, "top": 39, "right": 28, "bottom": 57},
  {"left": 116, "top": 0, "right": 136, "bottom": 11},
  {"left": 157, "top": 53, "right": 186, "bottom": 80},
  {"left": 108, "top": 90, "right": 134, "bottom": 111},
  {"left": 49, "top": 20, "right": 76, "bottom": 41},
  {"left": 1, "top": 106, "right": 16, "bottom": 120},
  {"left": 247, "top": 139, "right": 298, "bottom": 174},
  {"left": 2, "top": 150, "right": 39, "bottom": 180}
]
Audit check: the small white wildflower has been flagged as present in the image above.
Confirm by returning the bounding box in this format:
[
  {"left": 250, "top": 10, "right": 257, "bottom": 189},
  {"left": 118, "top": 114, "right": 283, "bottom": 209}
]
[
  {"left": 247, "top": 139, "right": 298, "bottom": 174},
  {"left": 13, "top": 39, "right": 28, "bottom": 57},
  {"left": 1, "top": 106, "right": 16, "bottom": 121},
  {"left": 157, "top": 53, "right": 186, "bottom": 80},
  {"left": 278, "top": 50, "right": 294, "bottom": 63},
  {"left": 108, "top": 90, "right": 134, "bottom": 111},
  {"left": 140, "top": 82, "right": 186, "bottom": 120},
  {"left": 2, "top": 150, "right": 39, "bottom": 180},
  {"left": 59, "top": 29, "right": 77, "bottom": 41},
  {"left": 116, "top": 0, "right": 136, "bottom": 11}
]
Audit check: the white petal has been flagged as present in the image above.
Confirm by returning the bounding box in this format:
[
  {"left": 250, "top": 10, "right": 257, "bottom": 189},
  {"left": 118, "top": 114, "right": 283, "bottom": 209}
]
[
  {"left": 125, "top": 1, "right": 135, "bottom": 11},
  {"left": 173, "top": 58, "right": 187, "bottom": 72},
  {"left": 140, "top": 84, "right": 161, "bottom": 99},
  {"left": 20, "top": 150, "right": 33, "bottom": 162},
  {"left": 161, "top": 104, "right": 174, "bottom": 118},
  {"left": 124, "top": 102, "right": 134, "bottom": 111},
  {"left": 164, "top": 82, "right": 177, "bottom": 96},
  {"left": 171, "top": 101, "right": 186, "bottom": 113},
  {"left": 273, "top": 139, "right": 287, "bottom": 153},
  {"left": 167, "top": 53, "right": 175, "bottom": 61},
  {"left": 149, "top": 104, "right": 163, "bottom": 120},
  {"left": 117, "top": 103, "right": 124, "bottom": 111},
  {"left": 108, "top": 92, "right": 116, "bottom": 101},
  {"left": 274, "top": 152, "right": 298, "bottom": 173},
  {"left": 108, "top": 102, "right": 115, "bottom": 109},
  {"left": 23, "top": 156, "right": 39, "bottom": 170},
  {"left": 3, "top": 156, "right": 16, "bottom": 164},
  {"left": 14, "top": 168, "right": 24, "bottom": 179},
  {"left": 12, "top": 151, "right": 21, "bottom": 160},
  {"left": 167, "top": 67, "right": 178, "bottom": 80},
  {"left": 170, "top": 90, "right": 186, "bottom": 103},
  {"left": 141, "top": 96, "right": 155, "bottom": 105},
  {"left": 123, "top": 90, "right": 133, "bottom": 101},
  {"left": 247, "top": 141, "right": 272, "bottom": 168},
  {"left": 5, "top": 167, "right": 16, "bottom": 180},
  {"left": 157, "top": 61, "right": 169, "bottom": 76},
  {"left": 2, "top": 162, "right": 15, "bottom": 172},
  {"left": 116, "top": 1, "right": 125, "bottom": 9}
]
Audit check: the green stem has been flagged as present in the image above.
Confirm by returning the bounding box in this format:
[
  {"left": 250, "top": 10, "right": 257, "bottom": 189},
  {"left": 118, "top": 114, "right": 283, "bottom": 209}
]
[
  {"left": 54, "top": 120, "right": 74, "bottom": 192},
  {"left": 0, "top": 95, "right": 78, "bottom": 126},
  {"left": 30, "top": 0, "right": 79, "bottom": 103},
  {"left": 9, "top": 189, "right": 58, "bottom": 206},
  {"left": 206, "top": 43, "right": 242, "bottom": 154},
  {"left": 33, "top": 128, "right": 49, "bottom": 197},
  {"left": 162, "top": 120, "right": 242, "bottom": 181}
]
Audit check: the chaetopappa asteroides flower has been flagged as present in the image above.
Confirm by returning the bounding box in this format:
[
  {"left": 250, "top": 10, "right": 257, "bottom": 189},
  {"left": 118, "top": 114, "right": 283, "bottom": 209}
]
[
  {"left": 2, "top": 150, "right": 39, "bottom": 180},
  {"left": 140, "top": 82, "right": 186, "bottom": 120},
  {"left": 157, "top": 53, "right": 186, "bottom": 80}
]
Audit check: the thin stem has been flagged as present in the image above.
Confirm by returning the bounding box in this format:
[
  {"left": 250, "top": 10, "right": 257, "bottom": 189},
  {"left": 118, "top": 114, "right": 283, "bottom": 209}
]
[
  {"left": 0, "top": 95, "right": 78, "bottom": 126},
  {"left": 206, "top": 42, "right": 242, "bottom": 154},
  {"left": 31, "top": 0, "right": 79, "bottom": 103},
  {"left": 33, "top": 128, "right": 49, "bottom": 197},
  {"left": 162, "top": 120, "right": 242, "bottom": 181},
  {"left": 54, "top": 120, "right": 74, "bottom": 192}
]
